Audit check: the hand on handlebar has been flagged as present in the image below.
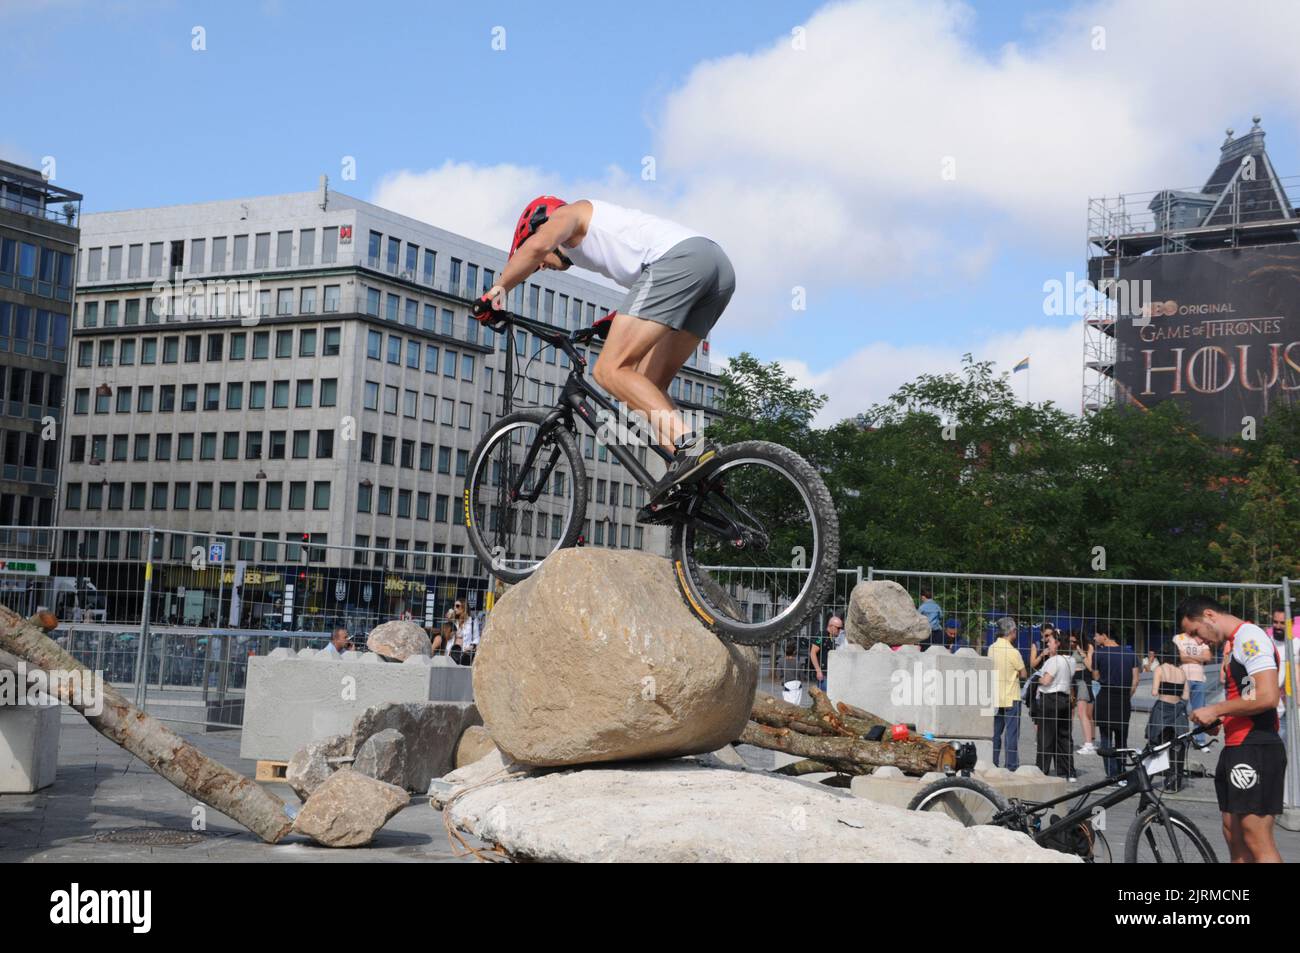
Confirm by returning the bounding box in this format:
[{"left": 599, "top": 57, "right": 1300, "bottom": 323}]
[
  {"left": 472, "top": 285, "right": 510, "bottom": 325},
  {"left": 1190, "top": 708, "right": 1221, "bottom": 733},
  {"left": 471, "top": 293, "right": 501, "bottom": 326}
]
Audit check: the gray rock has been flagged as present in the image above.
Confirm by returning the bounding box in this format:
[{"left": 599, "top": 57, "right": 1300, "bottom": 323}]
[
  {"left": 473, "top": 548, "right": 759, "bottom": 767},
  {"left": 349, "top": 701, "right": 481, "bottom": 791},
  {"left": 366, "top": 620, "right": 432, "bottom": 662},
  {"left": 285, "top": 734, "right": 351, "bottom": 801},
  {"left": 845, "top": 580, "right": 931, "bottom": 647},
  {"left": 353, "top": 728, "right": 407, "bottom": 786},
  {"left": 439, "top": 761, "right": 1077, "bottom": 863},
  {"left": 292, "top": 768, "right": 409, "bottom": 848}
]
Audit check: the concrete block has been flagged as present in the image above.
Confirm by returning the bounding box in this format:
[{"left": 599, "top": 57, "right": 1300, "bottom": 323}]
[
  {"left": 296, "top": 647, "right": 318, "bottom": 659},
  {"left": 849, "top": 770, "right": 920, "bottom": 809},
  {"left": 0, "top": 698, "right": 60, "bottom": 793},
  {"left": 239, "top": 654, "right": 475, "bottom": 761},
  {"left": 850, "top": 764, "right": 1069, "bottom": 810},
  {"left": 269, "top": 647, "right": 294, "bottom": 659},
  {"left": 827, "top": 640, "right": 995, "bottom": 739}
]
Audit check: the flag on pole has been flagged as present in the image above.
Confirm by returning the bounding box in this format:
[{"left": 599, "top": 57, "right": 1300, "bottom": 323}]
[{"left": 1013, "top": 357, "right": 1030, "bottom": 373}]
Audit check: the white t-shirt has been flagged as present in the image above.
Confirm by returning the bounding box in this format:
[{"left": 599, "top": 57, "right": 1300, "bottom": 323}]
[
  {"left": 562, "top": 199, "right": 701, "bottom": 287},
  {"left": 1037, "top": 655, "right": 1074, "bottom": 694},
  {"left": 458, "top": 615, "right": 482, "bottom": 650},
  {"left": 322, "top": 642, "right": 343, "bottom": 658}
]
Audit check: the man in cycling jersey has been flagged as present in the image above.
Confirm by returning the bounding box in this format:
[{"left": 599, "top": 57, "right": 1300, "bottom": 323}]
[
  {"left": 1176, "top": 595, "right": 1285, "bottom": 863},
  {"left": 476, "top": 196, "right": 735, "bottom": 505}
]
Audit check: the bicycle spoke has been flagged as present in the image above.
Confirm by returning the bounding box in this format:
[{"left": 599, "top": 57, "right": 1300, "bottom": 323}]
[{"left": 684, "top": 455, "right": 820, "bottom": 630}]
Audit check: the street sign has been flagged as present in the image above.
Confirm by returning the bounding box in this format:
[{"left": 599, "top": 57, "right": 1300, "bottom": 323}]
[{"left": 208, "top": 543, "right": 225, "bottom": 564}]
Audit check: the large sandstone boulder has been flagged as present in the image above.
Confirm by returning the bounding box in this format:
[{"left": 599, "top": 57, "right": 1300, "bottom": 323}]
[
  {"left": 292, "top": 768, "right": 409, "bottom": 847},
  {"left": 845, "top": 581, "right": 930, "bottom": 648},
  {"left": 285, "top": 734, "right": 351, "bottom": 801},
  {"left": 454, "top": 725, "right": 499, "bottom": 769},
  {"left": 432, "top": 758, "right": 1076, "bottom": 863},
  {"left": 353, "top": 728, "right": 407, "bottom": 786},
  {"left": 349, "top": 701, "right": 481, "bottom": 791},
  {"left": 366, "top": 620, "right": 432, "bottom": 661},
  {"left": 473, "top": 548, "right": 759, "bottom": 767}
]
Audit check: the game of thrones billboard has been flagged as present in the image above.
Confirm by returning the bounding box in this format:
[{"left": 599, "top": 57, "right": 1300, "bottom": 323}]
[{"left": 1112, "top": 243, "right": 1300, "bottom": 438}]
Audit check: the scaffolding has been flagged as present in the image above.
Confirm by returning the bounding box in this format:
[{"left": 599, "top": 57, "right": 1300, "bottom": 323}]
[{"left": 1081, "top": 121, "right": 1300, "bottom": 415}]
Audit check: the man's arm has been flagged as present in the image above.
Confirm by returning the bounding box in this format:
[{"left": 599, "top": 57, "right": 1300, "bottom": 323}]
[
  {"left": 488, "top": 206, "right": 582, "bottom": 302},
  {"left": 810, "top": 643, "right": 823, "bottom": 678},
  {"left": 1129, "top": 663, "right": 1140, "bottom": 696}
]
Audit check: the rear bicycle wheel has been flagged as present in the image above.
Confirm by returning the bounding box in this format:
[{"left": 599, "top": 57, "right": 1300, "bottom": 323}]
[
  {"left": 908, "top": 776, "right": 1011, "bottom": 826},
  {"left": 463, "top": 409, "right": 587, "bottom": 584},
  {"left": 670, "top": 440, "right": 838, "bottom": 646},
  {"left": 1124, "top": 806, "right": 1218, "bottom": 863}
]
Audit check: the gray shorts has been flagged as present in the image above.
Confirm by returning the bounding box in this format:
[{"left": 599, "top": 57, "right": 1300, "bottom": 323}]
[{"left": 620, "top": 237, "right": 735, "bottom": 339}]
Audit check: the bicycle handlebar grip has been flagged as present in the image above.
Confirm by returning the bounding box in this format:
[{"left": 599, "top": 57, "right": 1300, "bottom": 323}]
[{"left": 471, "top": 294, "right": 497, "bottom": 324}]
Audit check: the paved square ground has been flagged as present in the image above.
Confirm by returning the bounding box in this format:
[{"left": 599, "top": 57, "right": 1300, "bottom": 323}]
[
  {"left": 0, "top": 711, "right": 484, "bottom": 863},
  {"left": 1, "top": 707, "right": 1296, "bottom": 862}
]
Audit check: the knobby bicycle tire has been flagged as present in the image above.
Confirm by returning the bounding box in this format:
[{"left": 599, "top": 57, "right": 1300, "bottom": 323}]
[{"left": 671, "top": 440, "right": 839, "bottom": 646}]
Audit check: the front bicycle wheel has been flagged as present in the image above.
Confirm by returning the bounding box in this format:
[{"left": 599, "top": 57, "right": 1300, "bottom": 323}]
[
  {"left": 671, "top": 440, "right": 839, "bottom": 646},
  {"left": 1124, "top": 806, "right": 1218, "bottom": 863},
  {"left": 907, "top": 776, "right": 1011, "bottom": 826},
  {"left": 463, "top": 409, "right": 587, "bottom": 584}
]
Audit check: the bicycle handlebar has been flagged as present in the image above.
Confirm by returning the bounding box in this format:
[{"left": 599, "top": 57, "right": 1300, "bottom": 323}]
[{"left": 1094, "top": 720, "right": 1220, "bottom": 762}]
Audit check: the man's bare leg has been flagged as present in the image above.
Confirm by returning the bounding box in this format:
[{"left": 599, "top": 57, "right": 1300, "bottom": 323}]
[
  {"left": 593, "top": 313, "right": 700, "bottom": 450},
  {"left": 1239, "top": 814, "right": 1282, "bottom": 863},
  {"left": 1222, "top": 813, "right": 1248, "bottom": 862}
]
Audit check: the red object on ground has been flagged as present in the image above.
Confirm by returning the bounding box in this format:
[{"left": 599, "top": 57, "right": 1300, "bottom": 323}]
[{"left": 891, "top": 723, "right": 909, "bottom": 742}]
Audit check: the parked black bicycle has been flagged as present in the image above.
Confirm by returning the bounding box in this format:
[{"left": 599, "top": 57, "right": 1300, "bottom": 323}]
[
  {"left": 908, "top": 724, "right": 1220, "bottom": 863},
  {"left": 463, "top": 303, "right": 839, "bottom": 646}
]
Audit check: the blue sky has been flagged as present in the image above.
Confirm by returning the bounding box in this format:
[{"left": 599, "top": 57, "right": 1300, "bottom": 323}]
[{"left": 5, "top": 0, "right": 1298, "bottom": 421}]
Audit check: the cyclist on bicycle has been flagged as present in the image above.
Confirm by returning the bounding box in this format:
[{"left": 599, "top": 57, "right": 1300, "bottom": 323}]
[{"left": 476, "top": 196, "right": 735, "bottom": 505}]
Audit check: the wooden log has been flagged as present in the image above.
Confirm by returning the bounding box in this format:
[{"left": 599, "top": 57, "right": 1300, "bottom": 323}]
[
  {"left": 772, "top": 758, "right": 853, "bottom": 777},
  {"left": 808, "top": 687, "right": 850, "bottom": 734},
  {"left": 739, "top": 720, "right": 955, "bottom": 775},
  {"left": 836, "top": 700, "right": 890, "bottom": 731},
  {"left": 751, "top": 692, "right": 845, "bottom": 736},
  {"left": 0, "top": 607, "right": 294, "bottom": 844}
]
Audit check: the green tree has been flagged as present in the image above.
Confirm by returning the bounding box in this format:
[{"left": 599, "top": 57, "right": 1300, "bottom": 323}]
[{"left": 1210, "top": 443, "right": 1300, "bottom": 582}]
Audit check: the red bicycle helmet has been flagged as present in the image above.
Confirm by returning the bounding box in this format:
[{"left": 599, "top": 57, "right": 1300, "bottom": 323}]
[{"left": 509, "top": 195, "right": 566, "bottom": 259}]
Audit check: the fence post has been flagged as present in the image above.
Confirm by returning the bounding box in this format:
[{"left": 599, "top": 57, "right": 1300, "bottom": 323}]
[
  {"left": 866, "top": 566, "right": 874, "bottom": 582},
  {"left": 132, "top": 527, "right": 156, "bottom": 708},
  {"left": 856, "top": 566, "right": 863, "bottom": 587},
  {"left": 1282, "top": 577, "right": 1300, "bottom": 830}
]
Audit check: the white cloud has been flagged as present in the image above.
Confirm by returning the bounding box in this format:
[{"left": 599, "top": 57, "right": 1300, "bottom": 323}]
[
  {"left": 780, "top": 320, "right": 1086, "bottom": 427},
  {"left": 367, "top": 0, "right": 1300, "bottom": 393}
]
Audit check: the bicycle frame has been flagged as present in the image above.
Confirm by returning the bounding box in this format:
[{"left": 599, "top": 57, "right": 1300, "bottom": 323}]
[
  {"left": 488, "top": 308, "right": 673, "bottom": 490},
  {"left": 484, "top": 310, "right": 758, "bottom": 554}
]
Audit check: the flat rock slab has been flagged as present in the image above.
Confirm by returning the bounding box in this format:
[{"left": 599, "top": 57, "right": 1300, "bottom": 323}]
[{"left": 435, "top": 758, "right": 1076, "bottom": 863}]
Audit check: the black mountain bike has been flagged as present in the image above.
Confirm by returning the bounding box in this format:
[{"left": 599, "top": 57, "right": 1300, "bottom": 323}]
[
  {"left": 908, "top": 725, "right": 1219, "bottom": 863},
  {"left": 462, "top": 304, "right": 839, "bottom": 646}
]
